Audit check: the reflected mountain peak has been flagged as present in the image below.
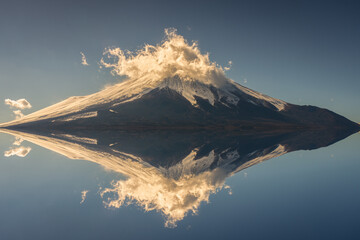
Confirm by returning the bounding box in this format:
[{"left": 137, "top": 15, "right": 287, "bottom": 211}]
[{"left": 0, "top": 127, "right": 357, "bottom": 227}]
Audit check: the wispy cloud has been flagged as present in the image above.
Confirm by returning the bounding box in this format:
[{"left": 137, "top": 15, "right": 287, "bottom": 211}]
[
  {"left": 80, "top": 190, "right": 89, "bottom": 204},
  {"left": 4, "top": 146, "right": 32, "bottom": 157},
  {"left": 5, "top": 98, "right": 32, "bottom": 109},
  {"left": 80, "top": 52, "right": 89, "bottom": 66}
]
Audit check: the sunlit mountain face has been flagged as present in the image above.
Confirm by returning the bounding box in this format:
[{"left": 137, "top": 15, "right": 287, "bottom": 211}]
[
  {"left": 1, "top": 127, "right": 357, "bottom": 227},
  {"left": 1, "top": 29, "right": 359, "bottom": 131}
]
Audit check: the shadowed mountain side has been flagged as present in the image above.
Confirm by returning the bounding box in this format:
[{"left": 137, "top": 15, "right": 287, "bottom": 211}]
[{"left": 0, "top": 128, "right": 357, "bottom": 227}]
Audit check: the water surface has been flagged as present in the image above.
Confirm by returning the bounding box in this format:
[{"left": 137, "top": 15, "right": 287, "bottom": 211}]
[{"left": 0, "top": 129, "right": 359, "bottom": 240}]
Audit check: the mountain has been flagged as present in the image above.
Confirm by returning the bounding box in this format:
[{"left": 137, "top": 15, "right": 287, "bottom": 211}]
[
  {"left": 0, "top": 127, "right": 356, "bottom": 227},
  {"left": 0, "top": 75, "right": 358, "bottom": 130},
  {"left": 0, "top": 30, "right": 358, "bottom": 130}
]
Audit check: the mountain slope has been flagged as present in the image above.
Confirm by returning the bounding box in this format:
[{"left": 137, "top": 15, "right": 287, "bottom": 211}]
[{"left": 0, "top": 75, "right": 358, "bottom": 130}]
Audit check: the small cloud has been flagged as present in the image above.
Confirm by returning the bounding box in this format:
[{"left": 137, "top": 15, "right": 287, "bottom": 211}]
[
  {"left": 5, "top": 98, "right": 32, "bottom": 120},
  {"left": 80, "top": 52, "right": 89, "bottom": 66},
  {"left": 330, "top": 98, "right": 334, "bottom": 102},
  {"left": 243, "top": 78, "right": 247, "bottom": 84},
  {"left": 4, "top": 146, "right": 32, "bottom": 157},
  {"left": 80, "top": 190, "right": 89, "bottom": 204},
  {"left": 186, "top": 26, "right": 192, "bottom": 31},
  {"left": 5, "top": 98, "right": 32, "bottom": 109},
  {"left": 224, "top": 185, "right": 233, "bottom": 195},
  {"left": 224, "top": 61, "right": 232, "bottom": 71},
  {"left": 13, "top": 110, "right": 24, "bottom": 119}
]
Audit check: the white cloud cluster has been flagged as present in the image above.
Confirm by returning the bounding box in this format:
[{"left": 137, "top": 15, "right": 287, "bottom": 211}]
[
  {"left": 4, "top": 146, "right": 32, "bottom": 157},
  {"left": 80, "top": 52, "right": 89, "bottom": 66},
  {"left": 4, "top": 98, "right": 32, "bottom": 119},
  {"left": 5, "top": 98, "right": 32, "bottom": 109},
  {"left": 101, "top": 28, "right": 231, "bottom": 88}
]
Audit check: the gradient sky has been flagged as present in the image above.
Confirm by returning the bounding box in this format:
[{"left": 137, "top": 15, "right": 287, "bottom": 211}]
[{"left": 0, "top": 0, "right": 359, "bottom": 123}]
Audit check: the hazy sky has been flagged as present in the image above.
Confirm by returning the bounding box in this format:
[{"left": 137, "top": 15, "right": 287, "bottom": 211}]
[{"left": 0, "top": 0, "right": 359, "bottom": 123}]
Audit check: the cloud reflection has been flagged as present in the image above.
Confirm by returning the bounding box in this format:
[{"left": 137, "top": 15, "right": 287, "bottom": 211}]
[
  {"left": 80, "top": 190, "right": 89, "bottom": 204},
  {"left": 80, "top": 52, "right": 89, "bottom": 66},
  {"left": 13, "top": 137, "right": 24, "bottom": 146},
  {"left": 101, "top": 153, "right": 230, "bottom": 227},
  {"left": 4, "top": 146, "right": 32, "bottom": 157}
]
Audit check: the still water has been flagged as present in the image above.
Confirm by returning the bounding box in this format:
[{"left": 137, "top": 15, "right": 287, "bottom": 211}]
[{"left": 0, "top": 129, "right": 359, "bottom": 240}]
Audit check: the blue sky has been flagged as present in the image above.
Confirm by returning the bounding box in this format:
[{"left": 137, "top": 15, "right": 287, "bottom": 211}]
[{"left": 0, "top": 0, "right": 359, "bottom": 123}]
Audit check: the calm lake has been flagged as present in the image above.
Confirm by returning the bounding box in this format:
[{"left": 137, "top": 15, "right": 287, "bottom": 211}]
[{"left": 0, "top": 129, "right": 359, "bottom": 240}]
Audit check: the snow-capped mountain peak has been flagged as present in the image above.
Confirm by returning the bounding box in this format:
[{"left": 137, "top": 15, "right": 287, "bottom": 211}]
[
  {"left": 1, "top": 29, "right": 357, "bottom": 131},
  {"left": 99, "top": 28, "right": 287, "bottom": 110}
]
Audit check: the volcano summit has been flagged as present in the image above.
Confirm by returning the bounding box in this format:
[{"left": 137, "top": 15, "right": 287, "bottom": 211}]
[{"left": 0, "top": 29, "right": 359, "bottom": 131}]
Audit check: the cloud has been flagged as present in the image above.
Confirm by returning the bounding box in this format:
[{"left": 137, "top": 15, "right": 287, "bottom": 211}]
[
  {"left": 80, "top": 190, "right": 89, "bottom": 204},
  {"left": 5, "top": 98, "right": 32, "bottom": 109},
  {"left": 80, "top": 52, "right": 89, "bottom": 66},
  {"left": 224, "top": 60, "right": 232, "bottom": 71},
  {"left": 4, "top": 146, "right": 32, "bottom": 157},
  {"left": 101, "top": 28, "right": 231, "bottom": 88},
  {"left": 13, "top": 110, "right": 24, "bottom": 119},
  {"left": 4, "top": 98, "right": 32, "bottom": 119}
]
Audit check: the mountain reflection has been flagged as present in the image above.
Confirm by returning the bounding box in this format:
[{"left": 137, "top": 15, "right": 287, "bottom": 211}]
[{"left": 0, "top": 128, "right": 357, "bottom": 227}]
